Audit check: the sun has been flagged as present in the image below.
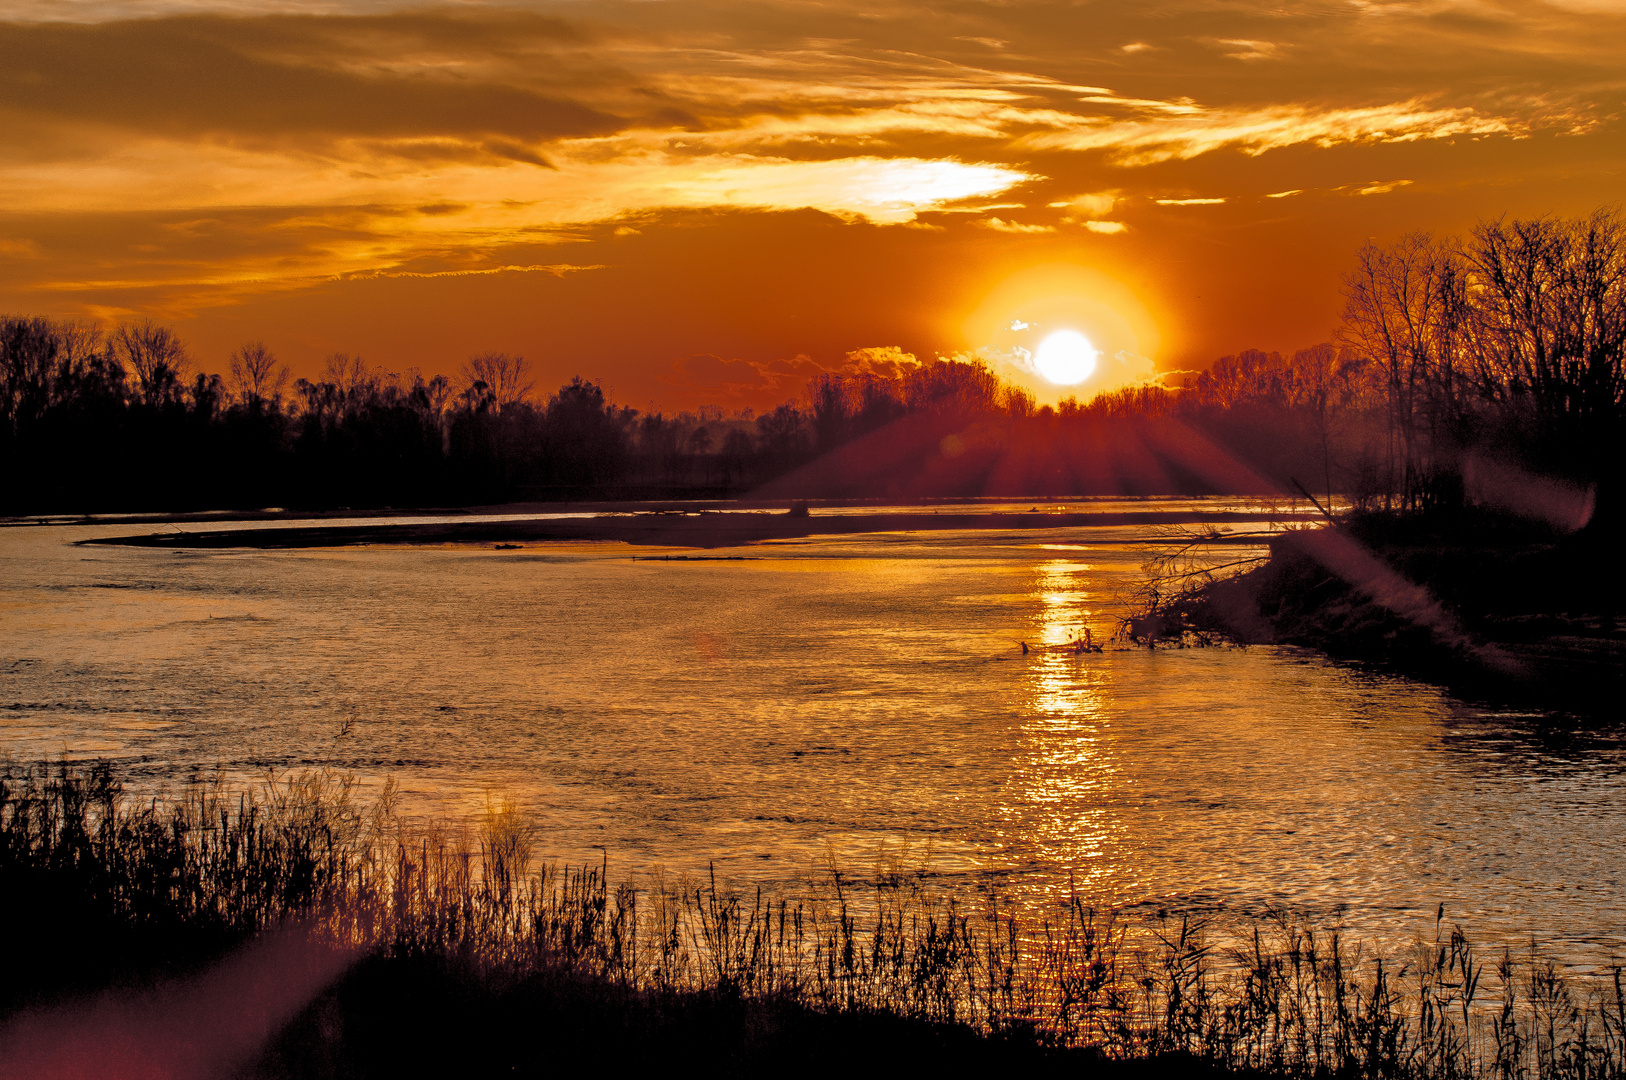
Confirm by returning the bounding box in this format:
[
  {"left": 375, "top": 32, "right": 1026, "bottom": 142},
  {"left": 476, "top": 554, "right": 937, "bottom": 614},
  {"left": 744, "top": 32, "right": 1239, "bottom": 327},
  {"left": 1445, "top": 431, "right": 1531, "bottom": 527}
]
[{"left": 1033, "top": 330, "right": 1097, "bottom": 385}]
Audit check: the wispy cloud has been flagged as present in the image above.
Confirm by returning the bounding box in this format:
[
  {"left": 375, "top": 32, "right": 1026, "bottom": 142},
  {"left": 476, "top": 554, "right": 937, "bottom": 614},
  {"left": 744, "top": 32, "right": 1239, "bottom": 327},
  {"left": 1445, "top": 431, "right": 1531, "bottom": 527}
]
[
  {"left": 1018, "top": 100, "right": 1518, "bottom": 164},
  {"left": 0, "top": 1, "right": 1617, "bottom": 331},
  {"left": 339, "top": 262, "right": 604, "bottom": 281},
  {"left": 1049, "top": 191, "right": 1117, "bottom": 219},
  {"left": 1047, "top": 192, "right": 1129, "bottom": 233},
  {"left": 978, "top": 216, "right": 1054, "bottom": 233},
  {"left": 1216, "top": 39, "right": 1284, "bottom": 61},
  {"left": 1356, "top": 178, "right": 1414, "bottom": 195},
  {"left": 0, "top": 138, "right": 1032, "bottom": 290}
]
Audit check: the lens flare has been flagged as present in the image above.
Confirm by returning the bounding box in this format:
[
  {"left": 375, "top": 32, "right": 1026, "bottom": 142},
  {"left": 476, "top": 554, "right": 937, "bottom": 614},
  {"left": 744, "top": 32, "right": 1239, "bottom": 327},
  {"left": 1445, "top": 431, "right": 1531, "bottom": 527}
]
[{"left": 1033, "top": 330, "right": 1097, "bottom": 385}]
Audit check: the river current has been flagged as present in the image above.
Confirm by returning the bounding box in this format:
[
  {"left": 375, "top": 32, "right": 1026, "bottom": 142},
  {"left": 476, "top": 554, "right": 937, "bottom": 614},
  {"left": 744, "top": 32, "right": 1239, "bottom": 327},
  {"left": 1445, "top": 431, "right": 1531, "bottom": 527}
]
[{"left": 2, "top": 499, "right": 1622, "bottom": 964}]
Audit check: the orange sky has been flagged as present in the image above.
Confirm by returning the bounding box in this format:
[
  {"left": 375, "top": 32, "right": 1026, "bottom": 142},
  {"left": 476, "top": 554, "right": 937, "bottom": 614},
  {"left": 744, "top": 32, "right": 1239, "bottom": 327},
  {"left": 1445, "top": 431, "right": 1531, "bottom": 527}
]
[{"left": 1, "top": 0, "right": 1621, "bottom": 411}]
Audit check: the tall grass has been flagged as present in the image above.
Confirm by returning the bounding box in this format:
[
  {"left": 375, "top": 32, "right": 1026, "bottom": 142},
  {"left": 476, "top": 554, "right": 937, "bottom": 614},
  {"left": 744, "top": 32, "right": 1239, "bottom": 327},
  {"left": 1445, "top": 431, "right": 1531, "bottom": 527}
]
[{"left": 4, "top": 762, "right": 1624, "bottom": 1078}]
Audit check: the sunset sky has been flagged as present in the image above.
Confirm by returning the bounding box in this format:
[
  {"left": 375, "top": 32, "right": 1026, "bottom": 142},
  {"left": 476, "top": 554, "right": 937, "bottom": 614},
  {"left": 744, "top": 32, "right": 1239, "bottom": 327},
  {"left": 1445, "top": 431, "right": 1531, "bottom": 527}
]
[{"left": 1, "top": 0, "right": 1621, "bottom": 411}]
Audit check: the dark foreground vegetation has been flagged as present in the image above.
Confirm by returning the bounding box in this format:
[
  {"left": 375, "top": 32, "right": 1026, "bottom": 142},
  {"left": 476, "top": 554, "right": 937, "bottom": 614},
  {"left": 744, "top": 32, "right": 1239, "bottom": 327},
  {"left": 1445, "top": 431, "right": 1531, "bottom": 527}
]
[{"left": 4, "top": 762, "right": 1625, "bottom": 1079}]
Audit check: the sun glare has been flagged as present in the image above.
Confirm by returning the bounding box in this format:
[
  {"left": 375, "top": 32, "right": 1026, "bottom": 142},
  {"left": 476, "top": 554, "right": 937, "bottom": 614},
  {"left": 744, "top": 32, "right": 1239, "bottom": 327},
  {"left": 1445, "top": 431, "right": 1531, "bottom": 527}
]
[{"left": 1034, "top": 330, "right": 1097, "bottom": 385}]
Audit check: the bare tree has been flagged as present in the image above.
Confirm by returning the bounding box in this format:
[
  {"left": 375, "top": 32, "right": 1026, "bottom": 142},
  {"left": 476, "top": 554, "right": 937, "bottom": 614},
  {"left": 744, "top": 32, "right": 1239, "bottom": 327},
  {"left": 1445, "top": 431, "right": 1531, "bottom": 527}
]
[
  {"left": 55, "top": 318, "right": 103, "bottom": 371},
  {"left": 407, "top": 370, "right": 454, "bottom": 452},
  {"left": 1466, "top": 210, "right": 1626, "bottom": 434},
  {"left": 0, "top": 317, "right": 60, "bottom": 434},
  {"left": 113, "top": 320, "right": 187, "bottom": 406},
  {"left": 228, "top": 342, "right": 289, "bottom": 408},
  {"left": 407, "top": 369, "right": 453, "bottom": 418},
  {"left": 323, "top": 353, "right": 371, "bottom": 400},
  {"left": 720, "top": 427, "right": 754, "bottom": 487},
  {"left": 1340, "top": 234, "right": 1468, "bottom": 508},
  {"left": 1290, "top": 343, "right": 1365, "bottom": 506},
  {"left": 459, "top": 353, "right": 533, "bottom": 413},
  {"left": 1338, "top": 209, "right": 1625, "bottom": 508},
  {"left": 903, "top": 358, "right": 1002, "bottom": 415},
  {"left": 805, "top": 373, "right": 851, "bottom": 453}
]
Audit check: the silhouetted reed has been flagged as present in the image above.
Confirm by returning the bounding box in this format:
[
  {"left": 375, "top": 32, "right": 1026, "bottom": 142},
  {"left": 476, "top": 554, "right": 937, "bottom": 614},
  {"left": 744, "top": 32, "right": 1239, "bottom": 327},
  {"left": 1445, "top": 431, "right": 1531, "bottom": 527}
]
[{"left": 4, "top": 762, "right": 1624, "bottom": 1078}]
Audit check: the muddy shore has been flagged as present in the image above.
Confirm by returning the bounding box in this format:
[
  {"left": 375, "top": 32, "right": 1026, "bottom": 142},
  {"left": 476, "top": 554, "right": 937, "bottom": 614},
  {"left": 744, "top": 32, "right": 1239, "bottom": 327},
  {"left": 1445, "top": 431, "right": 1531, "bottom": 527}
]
[
  {"left": 1143, "top": 509, "right": 1625, "bottom": 712},
  {"left": 79, "top": 508, "right": 1314, "bottom": 549}
]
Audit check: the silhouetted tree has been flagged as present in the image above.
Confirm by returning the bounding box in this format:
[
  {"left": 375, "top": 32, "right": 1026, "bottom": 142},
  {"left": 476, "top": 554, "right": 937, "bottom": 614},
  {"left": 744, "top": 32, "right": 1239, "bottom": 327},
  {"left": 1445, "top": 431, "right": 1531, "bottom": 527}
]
[
  {"left": 228, "top": 342, "right": 288, "bottom": 411},
  {"left": 1465, "top": 211, "right": 1626, "bottom": 453},
  {"left": 460, "top": 353, "right": 533, "bottom": 413},
  {"left": 113, "top": 320, "right": 187, "bottom": 408},
  {"left": 755, "top": 404, "right": 810, "bottom": 471},
  {"left": 720, "top": 428, "right": 753, "bottom": 488},
  {"left": 0, "top": 316, "right": 60, "bottom": 438},
  {"left": 541, "top": 377, "right": 628, "bottom": 488},
  {"left": 5, "top": 211, "right": 1618, "bottom": 514}
]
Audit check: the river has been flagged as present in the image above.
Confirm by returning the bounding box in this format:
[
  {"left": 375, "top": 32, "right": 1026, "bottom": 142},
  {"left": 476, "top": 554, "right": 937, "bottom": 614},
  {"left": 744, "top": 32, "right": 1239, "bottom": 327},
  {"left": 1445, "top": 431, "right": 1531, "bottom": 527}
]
[{"left": 2, "top": 498, "right": 1622, "bottom": 965}]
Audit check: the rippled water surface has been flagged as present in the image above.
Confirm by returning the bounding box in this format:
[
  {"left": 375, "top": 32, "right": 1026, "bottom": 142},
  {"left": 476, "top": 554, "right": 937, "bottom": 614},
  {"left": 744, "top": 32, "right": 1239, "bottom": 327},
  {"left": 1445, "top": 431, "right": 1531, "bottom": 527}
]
[{"left": 3, "top": 501, "right": 1623, "bottom": 962}]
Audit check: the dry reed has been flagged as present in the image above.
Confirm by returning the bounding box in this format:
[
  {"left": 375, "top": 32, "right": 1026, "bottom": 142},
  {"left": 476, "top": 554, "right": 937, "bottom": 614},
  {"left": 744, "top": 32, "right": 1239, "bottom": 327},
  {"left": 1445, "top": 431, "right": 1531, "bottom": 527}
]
[{"left": 3, "top": 762, "right": 1623, "bottom": 1078}]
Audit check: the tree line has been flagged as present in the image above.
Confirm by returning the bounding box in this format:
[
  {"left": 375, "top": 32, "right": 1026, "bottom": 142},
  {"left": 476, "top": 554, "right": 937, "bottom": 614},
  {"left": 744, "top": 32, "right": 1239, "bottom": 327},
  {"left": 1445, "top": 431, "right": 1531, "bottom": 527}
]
[
  {"left": 1341, "top": 209, "right": 1624, "bottom": 515},
  {"left": 2, "top": 208, "right": 1618, "bottom": 514}
]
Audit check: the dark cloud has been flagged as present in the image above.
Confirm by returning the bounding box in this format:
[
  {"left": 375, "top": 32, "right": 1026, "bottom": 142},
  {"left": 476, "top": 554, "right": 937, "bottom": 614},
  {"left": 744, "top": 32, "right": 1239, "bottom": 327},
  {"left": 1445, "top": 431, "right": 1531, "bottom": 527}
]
[
  {"left": 3, "top": 2, "right": 1619, "bottom": 158},
  {"left": 0, "top": 14, "right": 623, "bottom": 141}
]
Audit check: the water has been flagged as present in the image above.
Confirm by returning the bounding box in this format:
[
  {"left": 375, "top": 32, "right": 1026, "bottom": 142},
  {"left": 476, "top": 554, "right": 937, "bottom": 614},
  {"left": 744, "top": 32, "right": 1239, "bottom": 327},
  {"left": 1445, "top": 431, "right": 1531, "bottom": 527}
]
[{"left": 3, "top": 500, "right": 1623, "bottom": 964}]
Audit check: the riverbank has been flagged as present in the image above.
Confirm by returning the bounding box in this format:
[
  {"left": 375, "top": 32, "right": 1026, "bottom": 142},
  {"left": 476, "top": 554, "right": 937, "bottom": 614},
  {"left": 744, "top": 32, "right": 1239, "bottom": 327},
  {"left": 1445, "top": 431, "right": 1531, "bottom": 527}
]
[
  {"left": 3, "top": 763, "right": 1621, "bottom": 1079},
  {"left": 1139, "top": 507, "right": 1625, "bottom": 709}
]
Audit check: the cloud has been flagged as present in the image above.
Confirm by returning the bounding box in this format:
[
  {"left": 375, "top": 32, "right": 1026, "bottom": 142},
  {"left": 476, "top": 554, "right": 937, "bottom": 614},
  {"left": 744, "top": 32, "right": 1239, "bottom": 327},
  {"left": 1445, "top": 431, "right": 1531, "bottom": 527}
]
[
  {"left": 1018, "top": 100, "right": 1519, "bottom": 165},
  {"left": 338, "top": 263, "right": 603, "bottom": 281},
  {"left": 1, "top": 140, "right": 1030, "bottom": 225},
  {"left": 973, "top": 344, "right": 1034, "bottom": 375},
  {"left": 1216, "top": 39, "right": 1284, "bottom": 61},
  {"left": 1076, "top": 94, "right": 1204, "bottom": 116},
  {"left": 0, "top": 144, "right": 1030, "bottom": 296},
  {"left": 0, "top": 2, "right": 1611, "bottom": 326},
  {"left": 1050, "top": 191, "right": 1117, "bottom": 219},
  {"left": 1356, "top": 178, "right": 1414, "bottom": 195},
  {"left": 978, "top": 216, "right": 1054, "bottom": 233},
  {"left": 1048, "top": 191, "right": 1128, "bottom": 232},
  {"left": 844, "top": 345, "right": 921, "bottom": 379},
  {"left": 0, "top": 16, "right": 619, "bottom": 143},
  {"left": 1265, "top": 189, "right": 1303, "bottom": 198},
  {"left": 1096, "top": 349, "right": 1160, "bottom": 393},
  {"left": 1156, "top": 197, "right": 1227, "bottom": 205},
  {"left": 654, "top": 156, "right": 1029, "bottom": 225}
]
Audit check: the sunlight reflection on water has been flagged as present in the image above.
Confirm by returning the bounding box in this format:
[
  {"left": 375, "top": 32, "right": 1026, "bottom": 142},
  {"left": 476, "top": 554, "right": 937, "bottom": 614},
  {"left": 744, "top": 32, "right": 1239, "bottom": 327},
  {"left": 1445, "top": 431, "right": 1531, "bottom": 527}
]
[
  {"left": 1, "top": 500, "right": 1623, "bottom": 965},
  {"left": 1011, "top": 558, "right": 1125, "bottom": 899}
]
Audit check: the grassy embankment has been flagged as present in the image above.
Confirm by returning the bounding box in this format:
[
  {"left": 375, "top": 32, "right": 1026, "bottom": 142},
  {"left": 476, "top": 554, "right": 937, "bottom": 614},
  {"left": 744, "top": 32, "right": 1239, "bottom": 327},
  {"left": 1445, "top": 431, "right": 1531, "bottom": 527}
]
[
  {"left": 1132, "top": 505, "right": 1624, "bottom": 708},
  {"left": 3, "top": 763, "right": 1624, "bottom": 1078}
]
